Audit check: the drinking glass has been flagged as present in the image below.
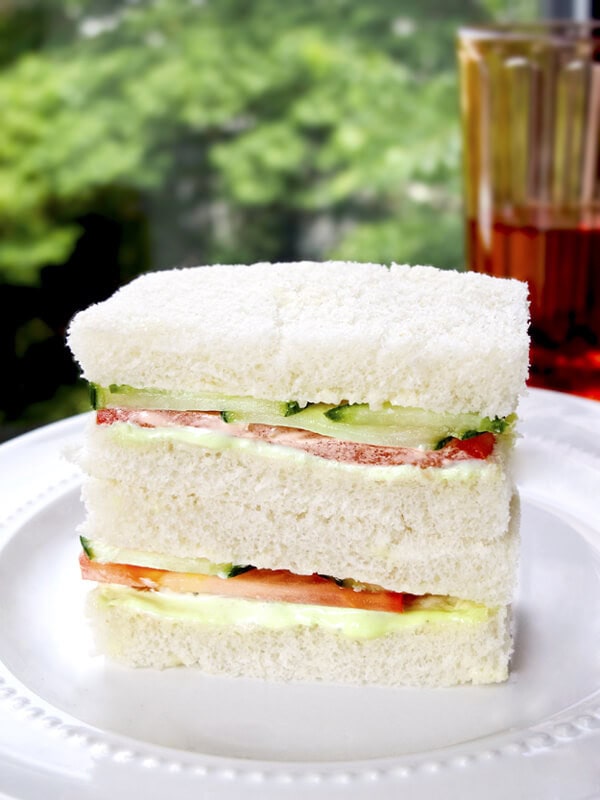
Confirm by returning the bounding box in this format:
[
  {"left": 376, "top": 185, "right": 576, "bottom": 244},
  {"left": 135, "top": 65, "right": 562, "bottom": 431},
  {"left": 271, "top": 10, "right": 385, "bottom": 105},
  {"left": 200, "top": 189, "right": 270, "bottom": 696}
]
[{"left": 458, "top": 23, "right": 600, "bottom": 399}]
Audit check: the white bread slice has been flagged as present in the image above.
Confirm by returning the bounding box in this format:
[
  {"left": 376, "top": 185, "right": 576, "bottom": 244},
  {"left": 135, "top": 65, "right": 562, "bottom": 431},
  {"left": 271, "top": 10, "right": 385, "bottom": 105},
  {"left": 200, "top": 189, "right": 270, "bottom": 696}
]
[
  {"left": 86, "top": 587, "right": 512, "bottom": 687},
  {"left": 67, "top": 262, "right": 529, "bottom": 418},
  {"left": 77, "top": 423, "right": 519, "bottom": 605}
]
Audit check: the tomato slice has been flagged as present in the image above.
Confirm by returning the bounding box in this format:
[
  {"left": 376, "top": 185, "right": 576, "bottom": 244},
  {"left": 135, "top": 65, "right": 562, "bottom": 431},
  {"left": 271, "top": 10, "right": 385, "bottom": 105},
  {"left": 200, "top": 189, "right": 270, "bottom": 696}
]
[
  {"left": 80, "top": 554, "right": 405, "bottom": 613},
  {"left": 444, "top": 432, "right": 495, "bottom": 460}
]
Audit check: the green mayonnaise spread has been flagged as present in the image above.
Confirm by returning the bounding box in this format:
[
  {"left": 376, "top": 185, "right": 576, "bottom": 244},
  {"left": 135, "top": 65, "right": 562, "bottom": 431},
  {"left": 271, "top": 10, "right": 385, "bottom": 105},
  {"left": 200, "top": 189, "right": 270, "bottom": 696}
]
[
  {"left": 96, "top": 584, "right": 491, "bottom": 641},
  {"left": 103, "top": 422, "right": 490, "bottom": 481}
]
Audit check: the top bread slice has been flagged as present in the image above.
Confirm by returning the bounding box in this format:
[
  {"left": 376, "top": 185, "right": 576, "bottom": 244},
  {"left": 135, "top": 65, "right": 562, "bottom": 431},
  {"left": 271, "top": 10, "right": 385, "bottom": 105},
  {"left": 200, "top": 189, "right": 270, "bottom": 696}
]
[{"left": 67, "top": 262, "right": 530, "bottom": 417}]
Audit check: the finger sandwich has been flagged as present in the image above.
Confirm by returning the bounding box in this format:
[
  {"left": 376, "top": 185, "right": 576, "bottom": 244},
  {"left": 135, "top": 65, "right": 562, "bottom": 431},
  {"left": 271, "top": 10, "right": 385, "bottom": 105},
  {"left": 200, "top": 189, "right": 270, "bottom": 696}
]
[{"left": 67, "top": 261, "right": 529, "bottom": 687}]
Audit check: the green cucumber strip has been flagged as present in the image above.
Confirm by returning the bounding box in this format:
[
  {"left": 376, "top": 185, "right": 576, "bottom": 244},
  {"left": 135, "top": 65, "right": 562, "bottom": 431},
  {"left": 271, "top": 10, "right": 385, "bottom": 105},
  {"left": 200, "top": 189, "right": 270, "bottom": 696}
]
[
  {"left": 80, "top": 538, "right": 234, "bottom": 577},
  {"left": 80, "top": 536, "right": 95, "bottom": 559},
  {"left": 284, "top": 401, "right": 302, "bottom": 416},
  {"left": 89, "top": 384, "right": 99, "bottom": 410},
  {"left": 324, "top": 402, "right": 511, "bottom": 435},
  {"left": 91, "top": 384, "right": 294, "bottom": 419},
  {"left": 287, "top": 403, "right": 514, "bottom": 449},
  {"left": 227, "top": 564, "right": 255, "bottom": 577}
]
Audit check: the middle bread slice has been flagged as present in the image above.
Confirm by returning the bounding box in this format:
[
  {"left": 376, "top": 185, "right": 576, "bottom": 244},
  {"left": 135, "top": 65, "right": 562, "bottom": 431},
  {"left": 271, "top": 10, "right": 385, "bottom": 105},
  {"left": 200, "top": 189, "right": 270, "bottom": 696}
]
[{"left": 78, "top": 420, "right": 518, "bottom": 607}]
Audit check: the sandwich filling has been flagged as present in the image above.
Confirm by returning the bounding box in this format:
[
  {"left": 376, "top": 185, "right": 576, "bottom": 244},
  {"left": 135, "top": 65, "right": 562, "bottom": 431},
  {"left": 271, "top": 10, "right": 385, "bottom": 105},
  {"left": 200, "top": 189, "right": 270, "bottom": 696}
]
[
  {"left": 96, "top": 407, "right": 497, "bottom": 467},
  {"left": 80, "top": 541, "right": 492, "bottom": 639},
  {"left": 92, "top": 383, "right": 515, "bottom": 468}
]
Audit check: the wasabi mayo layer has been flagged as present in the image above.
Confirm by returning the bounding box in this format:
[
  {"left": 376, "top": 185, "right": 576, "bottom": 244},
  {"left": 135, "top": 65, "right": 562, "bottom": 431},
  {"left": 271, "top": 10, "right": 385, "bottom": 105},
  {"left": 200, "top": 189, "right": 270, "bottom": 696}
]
[
  {"left": 102, "top": 422, "right": 491, "bottom": 480},
  {"left": 96, "top": 584, "right": 492, "bottom": 640}
]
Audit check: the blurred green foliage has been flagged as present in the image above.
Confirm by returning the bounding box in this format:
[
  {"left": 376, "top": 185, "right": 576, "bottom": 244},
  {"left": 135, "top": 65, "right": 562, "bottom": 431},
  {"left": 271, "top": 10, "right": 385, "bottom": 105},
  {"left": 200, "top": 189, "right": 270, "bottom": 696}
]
[{"left": 0, "top": 0, "right": 533, "bottom": 434}]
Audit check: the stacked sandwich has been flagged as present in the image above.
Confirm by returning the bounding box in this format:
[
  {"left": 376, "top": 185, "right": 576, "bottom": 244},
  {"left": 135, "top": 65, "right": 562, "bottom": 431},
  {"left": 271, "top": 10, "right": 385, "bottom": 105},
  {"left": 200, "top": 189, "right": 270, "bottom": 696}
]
[{"left": 67, "top": 261, "right": 529, "bottom": 687}]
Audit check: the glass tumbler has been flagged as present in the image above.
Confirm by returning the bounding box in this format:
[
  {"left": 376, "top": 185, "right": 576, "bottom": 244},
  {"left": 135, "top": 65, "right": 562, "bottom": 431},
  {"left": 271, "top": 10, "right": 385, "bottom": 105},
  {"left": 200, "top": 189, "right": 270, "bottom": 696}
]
[{"left": 458, "top": 23, "right": 600, "bottom": 399}]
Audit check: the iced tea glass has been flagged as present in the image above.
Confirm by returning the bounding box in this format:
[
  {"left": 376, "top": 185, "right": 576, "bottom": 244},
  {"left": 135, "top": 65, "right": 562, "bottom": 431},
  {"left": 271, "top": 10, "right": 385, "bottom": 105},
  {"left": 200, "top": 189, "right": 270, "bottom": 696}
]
[{"left": 458, "top": 23, "right": 600, "bottom": 399}]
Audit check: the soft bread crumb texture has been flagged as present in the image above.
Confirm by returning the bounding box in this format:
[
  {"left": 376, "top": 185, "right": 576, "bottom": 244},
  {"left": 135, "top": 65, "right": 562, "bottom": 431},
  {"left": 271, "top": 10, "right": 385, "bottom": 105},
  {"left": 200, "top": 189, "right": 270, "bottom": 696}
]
[
  {"left": 77, "top": 425, "right": 520, "bottom": 605},
  {"left": 86, "top": 590, "right": 512, "bottom": 687},
  {"left": 67, "top": 262, "right": 530, "bottom": 418}
]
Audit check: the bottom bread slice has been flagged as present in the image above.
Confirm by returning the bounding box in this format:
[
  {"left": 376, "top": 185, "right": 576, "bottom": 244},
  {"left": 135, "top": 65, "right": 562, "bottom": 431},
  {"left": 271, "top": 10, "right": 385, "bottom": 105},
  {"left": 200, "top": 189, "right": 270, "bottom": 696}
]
[{"left": 87, "top": 587, "right": 512, "bottom": 687}]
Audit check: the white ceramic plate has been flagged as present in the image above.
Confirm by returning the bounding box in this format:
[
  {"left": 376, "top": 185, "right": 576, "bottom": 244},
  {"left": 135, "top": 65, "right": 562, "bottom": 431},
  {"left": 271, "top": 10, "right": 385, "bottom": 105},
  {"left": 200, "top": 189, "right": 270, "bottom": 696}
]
[{"left": 0, "top": 388, "right": 599, "bottom": 800}]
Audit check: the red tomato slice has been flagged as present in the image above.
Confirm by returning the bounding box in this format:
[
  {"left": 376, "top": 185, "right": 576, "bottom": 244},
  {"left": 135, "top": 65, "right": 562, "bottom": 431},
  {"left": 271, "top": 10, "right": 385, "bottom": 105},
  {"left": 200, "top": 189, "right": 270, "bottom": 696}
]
[
  {"left": 444, "top": 432, "right": 495, "bottom": 460},
  {"left": 80, "top": 554, "right": 405, "bottom": 613}
]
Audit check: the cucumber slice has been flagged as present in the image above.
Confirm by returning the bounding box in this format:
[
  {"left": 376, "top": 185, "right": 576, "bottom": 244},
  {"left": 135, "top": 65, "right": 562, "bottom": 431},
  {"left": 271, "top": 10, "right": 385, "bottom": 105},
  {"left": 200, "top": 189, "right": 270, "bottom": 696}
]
[
  {"left": 80, "top": 538, "right": 233, "bottom": 577},
  {"left": 324, "top": 403, "right": 511, "bottom": 437},
  {"left": 80, "top": 536, "right": 95, "bottom": 559},
  {"left": 92, "top": 383, "right": 297, "bottom": 418}
]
